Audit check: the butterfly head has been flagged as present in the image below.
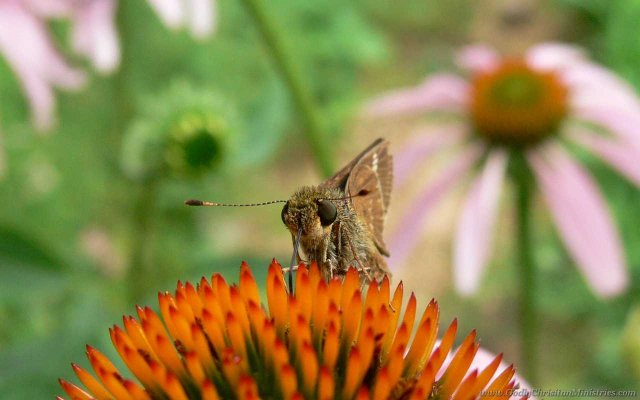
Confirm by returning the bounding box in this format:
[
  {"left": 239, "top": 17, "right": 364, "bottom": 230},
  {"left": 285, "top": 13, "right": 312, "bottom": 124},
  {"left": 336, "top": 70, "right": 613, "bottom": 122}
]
[{"left": 281, "top": 186, "right": 340, "bottom": 242}]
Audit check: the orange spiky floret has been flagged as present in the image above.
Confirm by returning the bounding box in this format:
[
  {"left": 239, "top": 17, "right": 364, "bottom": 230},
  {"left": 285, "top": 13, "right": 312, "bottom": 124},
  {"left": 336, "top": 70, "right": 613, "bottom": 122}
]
[{"left": 59, "top": 261, "right": 527, "bottom": 399}]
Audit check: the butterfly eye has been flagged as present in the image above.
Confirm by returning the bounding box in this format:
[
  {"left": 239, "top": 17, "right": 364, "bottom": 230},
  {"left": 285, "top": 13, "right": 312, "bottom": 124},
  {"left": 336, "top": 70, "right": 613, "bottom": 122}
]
[
  {"left": 317, "top": 200, "right": 337, "bottom": 226},
  {"left": 281, "top": 202, "right": 289, "bottom": 225}
]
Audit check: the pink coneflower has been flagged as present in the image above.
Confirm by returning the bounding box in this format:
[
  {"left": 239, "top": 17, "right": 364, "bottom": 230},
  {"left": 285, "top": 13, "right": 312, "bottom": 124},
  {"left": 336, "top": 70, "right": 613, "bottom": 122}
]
[
  {"left": 0, "top": 0, "right": 216, "bottom": 131},
  {"left": 0, "top": 0, "right": 86, "bottom": 131},
  {"left": 366, "top": 43, "right": 639, "bottom": 298},
  {"left": 70, "top": 0, "right": 121, "bottom": 74}
]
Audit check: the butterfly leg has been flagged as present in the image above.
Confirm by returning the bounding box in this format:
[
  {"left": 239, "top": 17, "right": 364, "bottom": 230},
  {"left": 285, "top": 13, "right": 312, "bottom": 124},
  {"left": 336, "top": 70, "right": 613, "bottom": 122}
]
[
  {"left": 280, "top": 265, "right": 299, "bottom": 273},
  {"left": 331, "top": 221, "right": 344, "bottom": 280},
  {"left": 285, "top": 230, "right": 303, "bottom": 290}
]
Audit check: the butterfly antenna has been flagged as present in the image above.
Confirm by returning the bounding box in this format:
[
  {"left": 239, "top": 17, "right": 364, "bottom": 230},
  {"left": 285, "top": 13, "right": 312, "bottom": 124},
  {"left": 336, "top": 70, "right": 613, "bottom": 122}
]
[{"left": 185, "top": 199, "right": 287, "bottom": 207}]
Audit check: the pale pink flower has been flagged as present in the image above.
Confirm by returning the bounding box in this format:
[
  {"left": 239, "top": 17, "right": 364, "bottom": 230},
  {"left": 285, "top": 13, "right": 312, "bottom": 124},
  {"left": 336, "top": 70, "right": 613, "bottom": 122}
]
[
  {"left": 146, "top": 0, "right": 217, "bottom": 38},
  {"left": 0, "top": 0, "right": 86, "bottom": 130},
  {"left": 439, "top": 341, "right": 534, "bottom": 400},
  {"left": 366, "top": 43, "right": 640, "bottom": 298},
  {"left": 0, "top": 0, "right": 216, "bottom": 131},
  {"left": 71, "top": 0, "right": 120, "bottom": 73}
]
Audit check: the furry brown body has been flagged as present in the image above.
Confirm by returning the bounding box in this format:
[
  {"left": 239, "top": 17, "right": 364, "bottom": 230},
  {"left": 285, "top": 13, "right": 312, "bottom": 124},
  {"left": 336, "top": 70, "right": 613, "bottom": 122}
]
[
  {"left": 282, "top": 186, "right": 389, "bottom": 282},
  {"left": 281, "top": 139, "right": 393, "bottom": 283}
]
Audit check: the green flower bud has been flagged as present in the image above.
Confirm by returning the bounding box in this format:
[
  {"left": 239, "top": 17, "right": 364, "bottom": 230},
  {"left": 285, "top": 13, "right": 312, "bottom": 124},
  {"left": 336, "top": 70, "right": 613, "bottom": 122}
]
[
  {"left": 165, "top": 112, "right": 226, "bottom": 174},
  {"left": 121, "top": 81, "right": 238, "bottom": 181}
]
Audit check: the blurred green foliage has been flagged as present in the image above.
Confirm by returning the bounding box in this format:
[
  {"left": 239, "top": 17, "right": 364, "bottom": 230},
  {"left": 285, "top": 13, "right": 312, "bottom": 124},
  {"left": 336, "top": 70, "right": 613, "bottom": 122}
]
[
  {"left": 0, "top": 0, "right": 388, "bottom": 396},
  {"left": 0, "top": 0, "right": 639, "bottom": 398}
]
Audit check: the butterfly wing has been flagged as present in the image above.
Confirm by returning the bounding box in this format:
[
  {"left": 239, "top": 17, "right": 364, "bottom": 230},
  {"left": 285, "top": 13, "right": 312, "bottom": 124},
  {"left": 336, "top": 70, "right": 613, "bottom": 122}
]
[
  {"left": 321, "top": 138, "right": 393, "bottom": 256},
  {"left": 319, "top": 143, "right": 375, "bottom": 191},
  {"left": 320, "top": 138, "right": 390, "bottom": 196}
]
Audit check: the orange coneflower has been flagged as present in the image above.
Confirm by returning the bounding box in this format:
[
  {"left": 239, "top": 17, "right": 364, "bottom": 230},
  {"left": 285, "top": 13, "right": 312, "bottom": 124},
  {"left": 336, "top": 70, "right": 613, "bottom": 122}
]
[{"left": 59, "top": 261, "right": 528, "bottom": 399}]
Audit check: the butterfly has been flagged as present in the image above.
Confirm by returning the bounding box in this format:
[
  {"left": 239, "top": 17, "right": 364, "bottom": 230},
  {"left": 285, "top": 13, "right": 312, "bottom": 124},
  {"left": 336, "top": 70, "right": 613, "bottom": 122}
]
[
  {"left": 280, "top": 138, "right": 393, "bottom": 283},
  {"left": 186, "top": 138, "right": 393, "bottom": 285}
]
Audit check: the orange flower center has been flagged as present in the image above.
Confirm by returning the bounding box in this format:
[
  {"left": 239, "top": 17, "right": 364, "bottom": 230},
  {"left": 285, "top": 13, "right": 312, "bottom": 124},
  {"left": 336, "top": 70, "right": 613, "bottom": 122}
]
[{"left": 470, "top": 59, "right": 569, "bottom": 146}]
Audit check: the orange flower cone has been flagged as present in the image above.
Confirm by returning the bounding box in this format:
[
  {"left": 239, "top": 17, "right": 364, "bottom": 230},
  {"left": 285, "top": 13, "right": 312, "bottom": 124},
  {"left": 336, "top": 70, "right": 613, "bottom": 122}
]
[{"left": 59, "top": 261, "right": 528, "bottom": 399}]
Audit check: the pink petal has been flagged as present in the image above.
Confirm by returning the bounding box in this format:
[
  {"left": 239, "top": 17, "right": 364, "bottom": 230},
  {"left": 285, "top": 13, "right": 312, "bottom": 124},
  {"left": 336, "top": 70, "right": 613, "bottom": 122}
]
[
  {"left": 527, "top": 143, "right": 628, "bottom": 297},
  {"left": 21, "top": 74, "right": 55, "bottom": 130},
  {"left": 44, "top": 48, "right": 87, "bottom": 90},
  {"left": 21, "top": 0, "right": 74, "bottom": 17},
  {"left": 363, "top": 73, "right": 469, "bottom": 117},
  {"left": 146, "top": 0, "right": 184, "bottom": 29},
  {"left": 570, "top": 107, "right": 640, "bottom": 150},
  {"left": 388, "top": 143, "right": 483, "bottom": 269},
  {"left": 526, "top": 42, "right": 586, "bottom": 71},
  {"left": 453, "top": 149, "right": 507, "bottom": 295},
  {"left": 394, "top": 123, "right": 468, "bottom": 187},
  {"left": 455, "top": 44, "right": 500, "bottom": 74},
  {"left": 437, "top": 340, "right": 534, "bottom": 399},
  {"left": 566, "top": 126, "right": 640, "bottom": 186},
  {"left": 187, "top": 0, "right": 216, "bottom": 38},
  {"left": 565, "top": 63, "right": 640, "bottom": 118},
  {"left": 72, "top": 0, "right": 120, "bottom": 73},
  {"left": 564, "top": 60, "right": 640, "bottom": 148},
  {"left": 542, "top": 48, "right": 640, "bottom": 141},
  {"left": 0, "top": 2, "right": 49, "bottom": 71},
  {"left": 467, "top": 347, "right": 534, "bottom": 399},
  {"left": 0, "top": 0, "right": 85, "bottom": 130}
]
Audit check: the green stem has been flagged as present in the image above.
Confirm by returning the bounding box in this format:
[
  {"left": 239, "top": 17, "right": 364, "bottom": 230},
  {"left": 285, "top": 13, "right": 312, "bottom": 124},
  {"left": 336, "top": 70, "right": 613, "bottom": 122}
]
[
  {"left": 115, "top": 2, "right": 154, "bottom": 302},
  {"left": 239, "top": 0, "right": 334, "bottom": 177},
  {"left": 128, "top": 181, "right": 159, "bottom": 302},
  {"left": 512, "top": 149, "right": 538, "bottom": 385},
  {"left": 114, "top": 2, "right": 134, "bottom": 136}
]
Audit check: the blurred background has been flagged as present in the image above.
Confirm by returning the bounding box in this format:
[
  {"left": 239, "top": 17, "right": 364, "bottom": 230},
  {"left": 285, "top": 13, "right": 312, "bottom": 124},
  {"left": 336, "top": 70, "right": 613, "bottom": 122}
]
[{"left": 0, "top": 0, "right": 639, "bottom": 398}]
